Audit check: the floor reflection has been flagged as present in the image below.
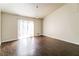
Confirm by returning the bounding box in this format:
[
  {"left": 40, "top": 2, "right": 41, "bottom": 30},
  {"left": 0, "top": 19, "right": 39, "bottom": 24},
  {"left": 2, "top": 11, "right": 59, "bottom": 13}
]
[
  {"left": 16, "top": 37, "right": 36, "bottom": 56},
  {"left": 1, "top": 36, "right": 79, "bottom": 56}
]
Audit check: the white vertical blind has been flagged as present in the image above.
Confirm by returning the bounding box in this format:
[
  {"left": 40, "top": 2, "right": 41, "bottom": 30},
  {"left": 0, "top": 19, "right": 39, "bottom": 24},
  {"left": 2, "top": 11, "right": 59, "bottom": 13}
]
[{"left": 18, "top": 20, "right": 34, "bottom": 39}]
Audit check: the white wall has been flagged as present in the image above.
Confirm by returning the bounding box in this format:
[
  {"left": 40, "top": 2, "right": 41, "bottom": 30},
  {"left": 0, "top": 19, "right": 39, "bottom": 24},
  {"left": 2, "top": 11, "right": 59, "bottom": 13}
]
[
  {"left": 34, "top": 18, "right": 43, "bottom": 36},
  {"left": 2, "top": 13, "right": 17, "bottom": 42},
  {"left": 1, "top": 12, "right": 42, "bottom": 42},
  {"left": 0, "top": 9, "right": 1, "bottom": 45},
  {"left": 43, "top": 4, "right": 79, "bottom": 45}
]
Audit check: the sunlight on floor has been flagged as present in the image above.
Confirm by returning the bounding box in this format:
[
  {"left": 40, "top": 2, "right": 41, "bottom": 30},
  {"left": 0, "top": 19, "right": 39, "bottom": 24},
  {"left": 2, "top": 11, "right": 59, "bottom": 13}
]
[{"left": 16, "top": 37, "right": 36, "bottom": 56}]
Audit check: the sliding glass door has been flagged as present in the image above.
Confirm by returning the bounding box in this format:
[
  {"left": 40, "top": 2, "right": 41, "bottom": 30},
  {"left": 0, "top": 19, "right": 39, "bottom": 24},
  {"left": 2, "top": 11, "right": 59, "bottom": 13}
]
[{"left": 18, "top": 20, "right": 34, "bottom": 39}]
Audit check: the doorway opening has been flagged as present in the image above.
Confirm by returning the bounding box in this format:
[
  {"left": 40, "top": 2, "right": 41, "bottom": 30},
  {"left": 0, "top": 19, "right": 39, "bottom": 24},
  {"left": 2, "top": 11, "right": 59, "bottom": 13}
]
[{"left": 18, "top": 19, "right": 34, "bottom": 39}]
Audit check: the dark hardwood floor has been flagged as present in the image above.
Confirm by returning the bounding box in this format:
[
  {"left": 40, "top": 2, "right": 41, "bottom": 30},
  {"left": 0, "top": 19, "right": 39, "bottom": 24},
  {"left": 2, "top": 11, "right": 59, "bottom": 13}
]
[{"left": 0, "top": 36, "right": 79, "bottom": 56}]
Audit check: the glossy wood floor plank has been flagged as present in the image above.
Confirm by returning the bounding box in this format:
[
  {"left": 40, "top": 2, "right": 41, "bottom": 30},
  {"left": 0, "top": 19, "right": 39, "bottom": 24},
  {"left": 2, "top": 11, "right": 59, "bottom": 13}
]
[{"left": 0, "top": 36, "right": 79, "bottom": 56}]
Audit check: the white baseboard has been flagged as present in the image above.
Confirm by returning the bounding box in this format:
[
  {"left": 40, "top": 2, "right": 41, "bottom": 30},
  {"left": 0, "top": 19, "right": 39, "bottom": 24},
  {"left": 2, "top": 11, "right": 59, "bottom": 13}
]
[
  {"left": 43, "top": 34, "right": 79, "bottom": 45},
  {"left": 1, "top": 38, "right": 17, "bottom": 43}
]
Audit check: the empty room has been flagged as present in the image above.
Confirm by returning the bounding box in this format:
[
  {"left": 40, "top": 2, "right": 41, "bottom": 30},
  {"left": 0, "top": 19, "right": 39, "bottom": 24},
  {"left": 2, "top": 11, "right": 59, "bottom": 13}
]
[{"left": 0, "top": 3, "right": 79, "bottom": 56}]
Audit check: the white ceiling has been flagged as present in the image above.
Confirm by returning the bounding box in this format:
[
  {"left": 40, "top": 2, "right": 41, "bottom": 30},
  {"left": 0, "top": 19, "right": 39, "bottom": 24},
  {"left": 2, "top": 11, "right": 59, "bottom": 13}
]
[{"left": 0, "top": 3, "right": 64, "bottom": 18}]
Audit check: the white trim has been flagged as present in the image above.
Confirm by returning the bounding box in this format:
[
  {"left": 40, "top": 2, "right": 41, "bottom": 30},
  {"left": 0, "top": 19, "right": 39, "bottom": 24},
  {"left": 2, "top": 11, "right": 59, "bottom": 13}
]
[
  {"left": 1, "top": 38, "right": 17, "bottom": 43},
  {"left": 43, "top": 34, "right": 79, "bottom": 45}
]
